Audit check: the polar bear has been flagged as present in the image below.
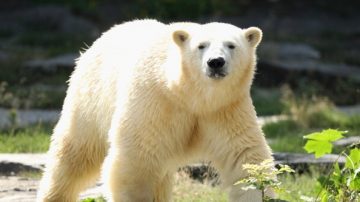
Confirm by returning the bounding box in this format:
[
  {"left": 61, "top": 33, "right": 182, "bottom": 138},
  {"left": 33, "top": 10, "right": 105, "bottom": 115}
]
[{"left": 37, "top": 19, "right": 273, "bottom": 202}]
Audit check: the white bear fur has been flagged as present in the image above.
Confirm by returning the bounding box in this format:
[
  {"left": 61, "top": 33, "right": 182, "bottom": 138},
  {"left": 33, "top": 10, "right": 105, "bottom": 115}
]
[{"left": 37, "top": 19, "right": 273, "bottom": 202}]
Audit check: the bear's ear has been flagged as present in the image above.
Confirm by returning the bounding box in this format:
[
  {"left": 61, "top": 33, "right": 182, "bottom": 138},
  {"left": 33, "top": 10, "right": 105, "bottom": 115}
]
[
  {"left": 173, "top": 30, "right": 189, "bottom": 46},
  {"left": 244, "top": 27, "right": 262, "bottom": 48}
]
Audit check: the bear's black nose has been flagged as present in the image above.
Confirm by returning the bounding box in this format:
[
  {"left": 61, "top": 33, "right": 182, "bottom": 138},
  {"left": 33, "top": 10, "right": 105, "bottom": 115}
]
[{"left": 207, "top": 57, "right": 225, "bottom": 69}]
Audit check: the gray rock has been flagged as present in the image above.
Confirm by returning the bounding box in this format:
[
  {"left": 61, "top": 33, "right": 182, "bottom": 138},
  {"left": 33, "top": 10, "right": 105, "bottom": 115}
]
[
  {"left": 0, "top": 154, "right": 46, "bottom": 175},
  {"left": 260, "top": 58, "right": 360, "bottom": 81},
  {"left": 24, "top": 53, "right": 78, "bottom": 72},
  {"left": 0, "top": 162, "right": 42, "bottom": 176},
  {"left": 333, "top": 136, "right": 360, "bottom": 147},
  {"left": 258, "top": 42, "right": 360, "bottom": 81},
  {"left": 13, "top": 188, "right": 25, "bottom": 192},
  {"left": 273, "top": 152, "right": 346, "bottom": 165},
  {"left": 1, "top": 5, "right": 99, "bottom": 37},
  {"left": 0, "top": 108, "right": 60, "bottom": 129},
  {"left": 259, "top": 42, "right": 321, "bottom": 61},
  {"left": 338, "top": 105, "right": 360, "bottom": 116}
]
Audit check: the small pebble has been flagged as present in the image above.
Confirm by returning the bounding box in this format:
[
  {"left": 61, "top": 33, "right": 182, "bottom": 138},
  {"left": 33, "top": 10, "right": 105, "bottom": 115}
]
[
  {"left": 28, "top": 188, "right": 37, "bottom": 192},
  {"left": 13, "top": 188, "right": 25, "bottom": 192}
]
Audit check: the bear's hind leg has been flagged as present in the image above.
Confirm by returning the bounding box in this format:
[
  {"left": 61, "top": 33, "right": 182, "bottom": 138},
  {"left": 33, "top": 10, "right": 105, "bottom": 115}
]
[{"left": 37, "top": 124, "right": 107, "bottom": 202}]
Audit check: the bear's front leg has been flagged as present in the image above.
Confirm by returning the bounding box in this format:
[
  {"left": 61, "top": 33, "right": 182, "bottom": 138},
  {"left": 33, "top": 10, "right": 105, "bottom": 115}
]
[
  {"left": 200, "top": 104, "right": 275, "bottom": 202},
  {"left": 102, "top": 103, "right": 189, "bottom": 202}
]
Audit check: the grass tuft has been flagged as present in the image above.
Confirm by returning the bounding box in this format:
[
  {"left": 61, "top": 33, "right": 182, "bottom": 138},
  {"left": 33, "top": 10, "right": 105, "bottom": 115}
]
[{"left": 0, "top": 124, "right": 51, "bottom": 153}]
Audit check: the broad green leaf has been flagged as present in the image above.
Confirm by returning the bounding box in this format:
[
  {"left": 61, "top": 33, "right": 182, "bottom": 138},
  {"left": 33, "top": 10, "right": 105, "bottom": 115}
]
[
  {"left": 304, "top": 140, "right": 333, "bottom": 158},
  {"left": 304, "top": 129, "right": 346, "bottom": 142},
  {"left": 349, "top": 176, "right": 360, "bottom": 191},
  {"left": 345, "top": 148, "right": 360, "bottom": 169}
]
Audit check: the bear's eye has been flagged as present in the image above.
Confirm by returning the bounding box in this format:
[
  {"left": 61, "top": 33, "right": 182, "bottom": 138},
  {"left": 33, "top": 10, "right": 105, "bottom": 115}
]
[
  {"left": 228, "top": 44, "right": 235, "bottom": 49},
  {"left": 198, "top": 44, "right": 205, "bottom": 50}
]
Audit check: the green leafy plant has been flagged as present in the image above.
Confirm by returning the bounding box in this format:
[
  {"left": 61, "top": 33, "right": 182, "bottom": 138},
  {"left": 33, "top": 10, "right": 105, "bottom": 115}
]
[
  {"left": 234, "top": 159, "right": 294, "bottom": 202},
  {"left": 81, "top": 197, "right": 106, "bottom": 202},
  {"left": 304, "top": 129, "right": 360, "bottom": 201},
  {"left": 304, "top": 129, "right": 346, "bottom": 158}
]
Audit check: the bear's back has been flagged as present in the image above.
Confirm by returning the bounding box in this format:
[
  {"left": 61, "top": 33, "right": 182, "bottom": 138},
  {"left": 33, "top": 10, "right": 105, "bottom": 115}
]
[{"left": 63, "top": 20, "right": 170, "bottom": 138}]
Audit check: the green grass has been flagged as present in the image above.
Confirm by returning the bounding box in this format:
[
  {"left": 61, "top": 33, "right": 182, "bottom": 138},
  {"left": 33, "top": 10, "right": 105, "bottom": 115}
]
[
  {"left": 0, "top": 125, "right": 51, "bottom": 153},
  {"left": 173, "top": 173, "right": 226, "bottom": 202},
  {"left": 81, "top": 172, "right": 321, "bottom": 202},
  {"left": 80, "top": 175, "right": 227, "bottom": 202},
  {"left": 278, "top": 172, "right": 320, "bottom": 201},
  {"left": 263, "top": 120, "right": 303, "bottom": 139},
  {"left": 269, "top": 135, "right": 308, "bottom": 153},
  {"left": 18, "top": 170, "right": 43, "bottom": 179},
  {"left": 252, "top": 87, "right": 284, "bottom": 116}
]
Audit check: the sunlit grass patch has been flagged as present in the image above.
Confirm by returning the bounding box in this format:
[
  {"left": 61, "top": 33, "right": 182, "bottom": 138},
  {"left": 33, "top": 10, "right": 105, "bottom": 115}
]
[
  {"left": 80, "top": 172, "right": 321, "bottom": 202},
  {"left": 278, "top": 172, "right": 320, "bottom": 201},
  {"left": 173, "top": 172, "right": 226, "bottom": 202},
  {"left": 0, "top": 124, "right": 51, "bottom": 153},
  {"left": 18, "top": 170, "right": 43, "bottom": 179}
]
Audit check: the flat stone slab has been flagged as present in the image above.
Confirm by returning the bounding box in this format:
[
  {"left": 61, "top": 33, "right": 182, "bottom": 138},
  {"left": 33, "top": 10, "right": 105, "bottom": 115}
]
[
  {"left": 333, "top": 136, "right": 360, "bottom": 147},
  {"left": 0, "top": 154, "right": 46, "bottom": 174},
  {"left": 260, "top": 59, "right": 360, "bottom": 81},
  {"left": 24, "top": 53, "right": 78, "bottom": 72},
  {"left": 0, "top": 108, "right": 60, "bottom": 129},
  {"left": 0, "top": 154, "right": 47, "bottom": 167},
  {"left": 338, "top": 104, "right": 360, "bottom": 116},
  {"left": 259, "top": 42, "right": 321, "bottom": 60},
  {"left": 273, "top": 153, "right": 346, "bottom": 165}
]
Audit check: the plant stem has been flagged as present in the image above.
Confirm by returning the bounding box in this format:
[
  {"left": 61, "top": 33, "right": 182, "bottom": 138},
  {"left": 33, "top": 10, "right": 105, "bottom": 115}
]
[{"left": 315, "top": 149, "right": 347, "bottom": 201}]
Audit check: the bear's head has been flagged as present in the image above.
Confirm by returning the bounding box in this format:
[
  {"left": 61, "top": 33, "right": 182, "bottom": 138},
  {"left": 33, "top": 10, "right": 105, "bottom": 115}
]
[
  {"left": 172, "top": 22, "right": 262, "bottom": 84},
  {"left": 169, "top": 22, "right": 262, "bottom": 113}
]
